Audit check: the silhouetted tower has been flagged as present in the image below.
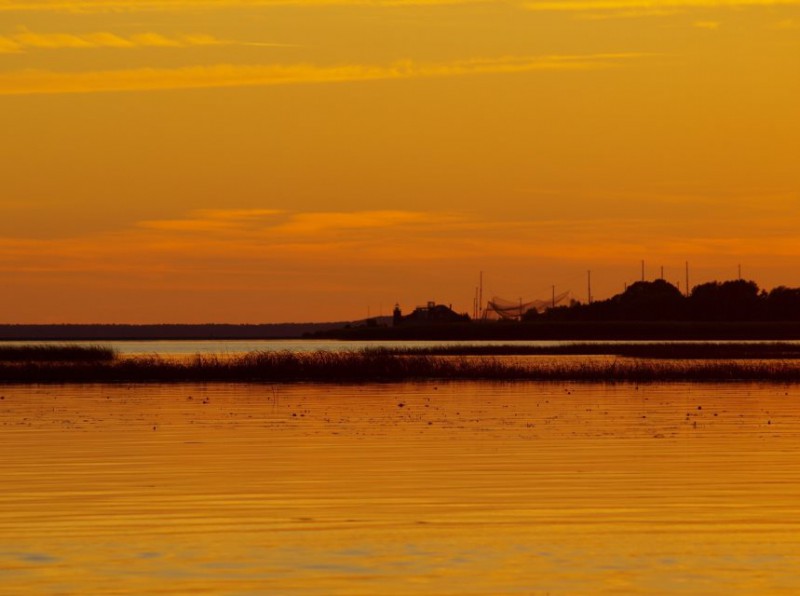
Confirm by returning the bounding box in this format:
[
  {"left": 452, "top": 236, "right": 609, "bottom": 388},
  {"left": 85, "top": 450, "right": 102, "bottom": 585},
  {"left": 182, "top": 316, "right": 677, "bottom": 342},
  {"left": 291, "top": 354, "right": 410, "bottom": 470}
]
[
  {"left": 392, "top": 304, "right": 402, "bottom": 327},
  {"left": 685, "top": 261, "right": 690, "bottom": 297},
  {"left": 479, "top": 271, "right": 484, "bottom": 319}
]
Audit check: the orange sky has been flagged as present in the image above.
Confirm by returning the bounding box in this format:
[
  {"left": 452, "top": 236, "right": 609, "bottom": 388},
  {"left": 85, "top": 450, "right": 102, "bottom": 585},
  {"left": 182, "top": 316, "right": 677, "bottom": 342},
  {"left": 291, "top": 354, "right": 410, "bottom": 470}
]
[{"left": 1, "top": 0, "right": 798, "bottom": 323}]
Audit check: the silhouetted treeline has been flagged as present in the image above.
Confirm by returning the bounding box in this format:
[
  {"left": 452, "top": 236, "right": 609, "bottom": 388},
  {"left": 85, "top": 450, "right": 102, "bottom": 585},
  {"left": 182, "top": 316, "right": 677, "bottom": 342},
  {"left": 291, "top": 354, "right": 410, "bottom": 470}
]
[
  {"left": 526, "top": 279, "right": 800, "bottom": 322},
  {"left": 313, "top": 320, "right": 800, "bottom": 340}
]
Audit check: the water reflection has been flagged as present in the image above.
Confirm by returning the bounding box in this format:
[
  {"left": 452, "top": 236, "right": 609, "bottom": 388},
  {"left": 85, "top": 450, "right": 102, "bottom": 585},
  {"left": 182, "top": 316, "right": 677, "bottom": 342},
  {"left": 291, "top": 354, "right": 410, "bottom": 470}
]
[
  {"left": 3, "top": 338, "right": 800, "bottom": 356},
  {"left": 1, "top": 382, "right": 799, "bottom": 594}
]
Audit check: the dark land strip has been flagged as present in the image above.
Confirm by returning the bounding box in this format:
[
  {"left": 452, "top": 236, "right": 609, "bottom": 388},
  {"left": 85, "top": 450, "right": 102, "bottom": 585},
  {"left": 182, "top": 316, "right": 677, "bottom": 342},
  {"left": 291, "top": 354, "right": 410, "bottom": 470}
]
[{"left": 2, "top": 350, "right": 800, "bottom": 384}]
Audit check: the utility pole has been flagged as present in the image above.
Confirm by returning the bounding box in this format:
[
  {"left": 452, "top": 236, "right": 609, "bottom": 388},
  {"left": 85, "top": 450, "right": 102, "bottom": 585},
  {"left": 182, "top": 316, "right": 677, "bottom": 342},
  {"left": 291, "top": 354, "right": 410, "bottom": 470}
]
[
  {"left": 685, "top": 261, "right": 690, "bottom": 297},
  {"left": 660, "top": 265, "right": 664, "bottom": 280},
  {"left": 479, "top": 271, "right": 483, "bottom": 319}
]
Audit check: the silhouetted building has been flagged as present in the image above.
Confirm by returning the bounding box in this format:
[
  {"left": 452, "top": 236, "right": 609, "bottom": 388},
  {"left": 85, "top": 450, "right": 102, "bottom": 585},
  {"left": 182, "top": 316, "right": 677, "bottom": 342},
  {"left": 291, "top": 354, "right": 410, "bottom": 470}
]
[
  {"left": 393, "top": 301, "right": 470, "bottom": 326},
  {"left": 393, "top": 304, "right": 403, "bottom": 327}
]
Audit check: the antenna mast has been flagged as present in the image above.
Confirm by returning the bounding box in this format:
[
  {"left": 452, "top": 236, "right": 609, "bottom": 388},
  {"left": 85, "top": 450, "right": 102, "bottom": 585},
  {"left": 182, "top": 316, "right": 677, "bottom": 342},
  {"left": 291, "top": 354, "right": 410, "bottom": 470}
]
[
  {"left": 479, "top": 271, "right": 483, "bottom": 320},
  {"left": 685, "top": 261, "right": 690, "bottom": 297}
]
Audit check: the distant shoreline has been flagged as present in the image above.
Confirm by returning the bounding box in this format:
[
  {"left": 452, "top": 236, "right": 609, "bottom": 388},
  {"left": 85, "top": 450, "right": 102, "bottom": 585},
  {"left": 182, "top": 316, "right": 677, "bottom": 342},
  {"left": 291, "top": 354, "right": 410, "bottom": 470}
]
[
  {"left": 5, "top": 321, "right": 800, "bottom": 341},
  {"left": 0, "top": 322, "right": 350, "bottom": 341},
  {"left": 310, "top": 321, "right": 800, "bottom": 341}
]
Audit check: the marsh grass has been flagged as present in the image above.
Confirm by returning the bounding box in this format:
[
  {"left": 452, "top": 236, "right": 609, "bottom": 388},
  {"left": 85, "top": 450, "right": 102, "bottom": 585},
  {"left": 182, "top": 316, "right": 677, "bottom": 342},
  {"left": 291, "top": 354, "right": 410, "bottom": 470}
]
[
  {"left": 2, "top": 349, "right": 800, "bottom": 384},
  {"left": 361, "top": 343, "right": 800, "bottom": 359},
  {"left": 0, "top": 344, "right": 117, "bottom": 362}
]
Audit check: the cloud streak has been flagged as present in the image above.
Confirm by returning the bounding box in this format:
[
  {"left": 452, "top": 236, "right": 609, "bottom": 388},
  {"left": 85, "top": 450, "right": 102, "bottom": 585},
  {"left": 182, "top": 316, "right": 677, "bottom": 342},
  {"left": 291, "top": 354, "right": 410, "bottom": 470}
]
[
  {"left": 140, "top": 209, "right": 285, "bottom": 232},
  {"left": 5, "top": 207, "right": 800, "bottom": 275},
  {"left": 139, "top": 209, "right": 460, "bottom": 237},
  {"left": 0, "top": 29, "right": 235, "bottom": 53},
  {"left": 525, "top": 0, "right": 800, "bottom": 11},
  {"left": 0, "top": 53, "right": 642, "bottom": 95},
  {"left": 0, "top": 0, "right": 488, "bottom": 12}
]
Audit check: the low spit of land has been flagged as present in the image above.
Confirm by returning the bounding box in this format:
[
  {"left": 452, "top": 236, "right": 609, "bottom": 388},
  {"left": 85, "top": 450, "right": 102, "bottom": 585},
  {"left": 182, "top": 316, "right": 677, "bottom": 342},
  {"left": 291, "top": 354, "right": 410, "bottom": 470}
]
[
  {"left": 3, "top": 343, "right": 800, "bottom": 384},
  {"left": 0, "top": 344, "right": 116, "bottom": 362}
]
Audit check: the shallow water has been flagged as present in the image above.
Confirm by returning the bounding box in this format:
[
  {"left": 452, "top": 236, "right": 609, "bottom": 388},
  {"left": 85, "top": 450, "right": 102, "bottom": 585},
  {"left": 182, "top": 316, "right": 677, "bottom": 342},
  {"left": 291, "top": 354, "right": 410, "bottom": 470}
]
[
  {"left": 1, "top": 382, "right": 800, "bottom": 594},
  {"left": 3, "top": 338, "right": 799, "bottom": 356}
]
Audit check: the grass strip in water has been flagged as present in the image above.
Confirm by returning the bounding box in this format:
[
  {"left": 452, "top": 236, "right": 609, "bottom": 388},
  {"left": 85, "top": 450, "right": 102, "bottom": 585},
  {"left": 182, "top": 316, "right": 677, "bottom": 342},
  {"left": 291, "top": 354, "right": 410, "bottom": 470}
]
[
  {"left": 2, "top": 350, "right": 800, "bottom": 384},
  {"left": 0, "top": 344, "right": 117, "bottom": 362},
  {"left": 362, "top": 343, "right": 800, "bottom": 359}
]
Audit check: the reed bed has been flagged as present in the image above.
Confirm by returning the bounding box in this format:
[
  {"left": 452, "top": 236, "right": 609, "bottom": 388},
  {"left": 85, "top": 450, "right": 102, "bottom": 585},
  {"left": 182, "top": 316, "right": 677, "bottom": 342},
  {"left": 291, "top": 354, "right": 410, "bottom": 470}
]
[
  {"left": 0, "top": 344, "right": 117, "bottom": 362},
  {"left": 362, "top": 343, "right": 800, "bottom": 359},
  {"left": 2, "top": 350, "right": 800, "bottom": 384}
]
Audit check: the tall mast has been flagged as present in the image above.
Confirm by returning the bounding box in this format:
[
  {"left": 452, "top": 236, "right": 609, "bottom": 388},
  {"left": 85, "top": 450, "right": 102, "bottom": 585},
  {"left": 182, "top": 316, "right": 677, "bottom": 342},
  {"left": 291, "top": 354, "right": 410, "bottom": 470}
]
[
  {"left": 685, "top": 261, "right": 690, "bottom": 297},
  {"left": 479, "top": 271, "right": 483, "bottom": 319}
]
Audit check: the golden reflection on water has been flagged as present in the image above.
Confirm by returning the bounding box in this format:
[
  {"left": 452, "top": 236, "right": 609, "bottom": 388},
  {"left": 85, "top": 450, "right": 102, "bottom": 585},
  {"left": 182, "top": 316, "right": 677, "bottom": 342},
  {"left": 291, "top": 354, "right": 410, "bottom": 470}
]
[{"left": 2, "top": 382, "right": 800, "bottom": 594}]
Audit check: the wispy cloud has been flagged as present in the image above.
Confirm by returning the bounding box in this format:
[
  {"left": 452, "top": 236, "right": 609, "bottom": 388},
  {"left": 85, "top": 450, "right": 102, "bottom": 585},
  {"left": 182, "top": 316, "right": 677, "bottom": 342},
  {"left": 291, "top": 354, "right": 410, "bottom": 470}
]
[
  {"left": 140, "top": 209, "right": 285, "bottom": 232},
  {"left": 525, "top": 0, "right": 800, "bottom": 11},
  {"left": 0, "top": 53, "right": 643, "bottom": 95},
  {"left": 772, "top": 18, "right": 799, "bottom": 28},
  {"left": 0, "top": 0, "right": 488, "bottom": 12},
  {"left": 5, "top": 207, "right": 800, "bottom": 277},
  {"left": 272, "top": 211, "right": 434, "bottom": 234},
  {"left": 139, "top": 209, "right": 460, "bottom": 237},
  {"left": 0, "top": 28, "right": 236, "bottom": 53},
  {"left": 576, "top": 8, "right": 683, "bottom": 18}
]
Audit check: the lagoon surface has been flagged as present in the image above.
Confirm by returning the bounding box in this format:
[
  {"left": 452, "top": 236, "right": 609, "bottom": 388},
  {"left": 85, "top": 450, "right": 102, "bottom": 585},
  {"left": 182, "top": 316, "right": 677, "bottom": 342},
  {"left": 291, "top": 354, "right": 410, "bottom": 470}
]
[
  {"left": 2, "top": 381, "right": 800, "bottom": 594},
  {"left": 4, "top": 338, "right": 800, "bottom": 356}
]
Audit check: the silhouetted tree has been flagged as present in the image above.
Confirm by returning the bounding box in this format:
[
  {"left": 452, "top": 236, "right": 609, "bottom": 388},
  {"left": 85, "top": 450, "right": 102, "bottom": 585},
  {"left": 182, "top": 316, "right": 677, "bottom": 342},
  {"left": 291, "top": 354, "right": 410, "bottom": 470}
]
[
  {"left": 614, "top": 280, "right": 685, "bottom": 320},
  {"left": 765, "top": 286, "right": 800, "bottom": 321},
  {"left": 521, "top": 308, "right": 540, "bottom": 321},
  {"left": 529, "top": 278, "right": 800, "bottom": 323},
  {"left": 688, "top": 280, "right": 762, "bottom": 321}
]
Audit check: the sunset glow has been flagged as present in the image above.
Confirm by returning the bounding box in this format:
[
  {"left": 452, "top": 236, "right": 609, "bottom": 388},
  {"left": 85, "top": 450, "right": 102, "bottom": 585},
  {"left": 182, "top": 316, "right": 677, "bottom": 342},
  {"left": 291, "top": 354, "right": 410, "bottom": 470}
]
[{"left": 1, "top": 0, "right": 798, "bottom": 322}]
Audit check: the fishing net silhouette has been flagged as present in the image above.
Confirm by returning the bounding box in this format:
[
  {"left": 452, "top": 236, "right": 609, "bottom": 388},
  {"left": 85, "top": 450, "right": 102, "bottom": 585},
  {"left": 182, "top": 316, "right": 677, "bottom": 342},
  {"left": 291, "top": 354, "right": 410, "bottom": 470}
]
[{"left": 484, "top": 291, "right": 570, "bottom": 320}]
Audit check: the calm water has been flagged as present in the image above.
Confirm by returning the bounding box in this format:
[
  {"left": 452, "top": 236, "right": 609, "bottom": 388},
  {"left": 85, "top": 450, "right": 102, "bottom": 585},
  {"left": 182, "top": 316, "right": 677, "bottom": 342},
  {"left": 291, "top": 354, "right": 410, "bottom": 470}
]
[
  {"left": 3, "top": 338, "right": 799, "bottom": 356},
  {"left": 2, "top": 382, "right": 800, "bottom": 594}
]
